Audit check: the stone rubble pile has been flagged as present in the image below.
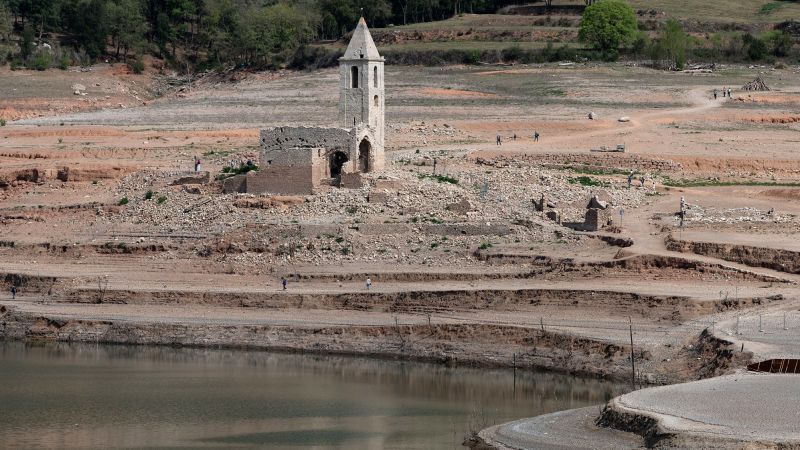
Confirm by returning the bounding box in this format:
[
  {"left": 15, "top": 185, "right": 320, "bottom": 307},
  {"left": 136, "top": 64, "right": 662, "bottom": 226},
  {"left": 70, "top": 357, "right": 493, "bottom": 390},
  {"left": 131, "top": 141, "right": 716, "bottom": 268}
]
[
  {"left": 103, "top": 153, "right": 650, "bottom": 268},
  {"left": 685, "top": 205, "right": 792, "bottom": 224}
]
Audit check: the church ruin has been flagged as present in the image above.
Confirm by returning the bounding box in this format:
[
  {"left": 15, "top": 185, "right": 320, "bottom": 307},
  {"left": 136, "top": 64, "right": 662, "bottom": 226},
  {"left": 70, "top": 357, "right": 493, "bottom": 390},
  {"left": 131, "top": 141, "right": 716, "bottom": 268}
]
[{"left": 227, "top": 17, "right": 385, "bottom": 195}]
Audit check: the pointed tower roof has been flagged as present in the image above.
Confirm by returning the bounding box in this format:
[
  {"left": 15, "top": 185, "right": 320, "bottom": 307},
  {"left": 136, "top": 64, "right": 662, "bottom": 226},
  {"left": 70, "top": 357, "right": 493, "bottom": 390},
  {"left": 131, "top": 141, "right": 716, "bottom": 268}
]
[{"left": 341, "top": 17, "right": 383, "bottom": 61}]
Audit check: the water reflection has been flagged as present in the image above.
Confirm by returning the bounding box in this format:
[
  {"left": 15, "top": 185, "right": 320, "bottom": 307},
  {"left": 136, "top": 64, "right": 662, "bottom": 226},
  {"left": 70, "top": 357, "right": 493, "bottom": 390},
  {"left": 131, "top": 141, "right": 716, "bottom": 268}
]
[{"left": 0, "top": 342, "right": 623, "bottom": 449}]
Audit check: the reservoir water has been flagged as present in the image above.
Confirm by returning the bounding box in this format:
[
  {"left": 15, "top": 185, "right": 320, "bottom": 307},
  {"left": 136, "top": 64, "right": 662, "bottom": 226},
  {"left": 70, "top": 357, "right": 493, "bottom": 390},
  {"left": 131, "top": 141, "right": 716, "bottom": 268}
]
[{"left": 0, "top": 342, "right": 621, "bottom": 449}]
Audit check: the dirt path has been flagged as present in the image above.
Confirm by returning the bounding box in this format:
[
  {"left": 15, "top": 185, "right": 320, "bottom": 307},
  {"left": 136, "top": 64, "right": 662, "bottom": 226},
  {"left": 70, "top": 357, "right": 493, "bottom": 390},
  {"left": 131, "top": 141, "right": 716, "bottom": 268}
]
[{"left": 465, "top": 87, "right": 721, "bottom": 157}]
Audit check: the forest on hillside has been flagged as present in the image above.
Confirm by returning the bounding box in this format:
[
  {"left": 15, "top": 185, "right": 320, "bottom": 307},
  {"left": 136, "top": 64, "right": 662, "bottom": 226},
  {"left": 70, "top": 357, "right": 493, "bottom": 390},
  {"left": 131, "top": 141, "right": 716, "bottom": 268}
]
[
  {"left": 0, "top": 0, "right": 522, "bottom": 70},
  {"left": 0, "top": 0, "right": 795, "bottom": 72}
]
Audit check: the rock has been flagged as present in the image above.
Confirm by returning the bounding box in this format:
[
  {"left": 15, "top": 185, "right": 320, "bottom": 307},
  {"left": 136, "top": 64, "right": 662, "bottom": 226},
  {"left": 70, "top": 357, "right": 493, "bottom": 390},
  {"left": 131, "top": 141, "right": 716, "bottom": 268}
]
[
  {"left": 618, "top": 116, "right": 630, "bottom": 122},
  {"left": 446, "top": 198, "right": 473, "bottom": 215}
]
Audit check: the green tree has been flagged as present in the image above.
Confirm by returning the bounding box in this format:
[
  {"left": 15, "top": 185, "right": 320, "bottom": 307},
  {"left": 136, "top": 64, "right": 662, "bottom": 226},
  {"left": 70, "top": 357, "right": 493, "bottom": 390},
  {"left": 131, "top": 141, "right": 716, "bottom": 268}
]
[
  {"left": 19, "top": 24, "right": 34, "bottom": 60},
  {"left": 578, "top": 0, "right": 637, "bottom": 58},
  {"left": 763, "top": 30, "right": 793, "bottom": 57},
  {"left": 70, "top": 0, "right": 109, "bottom": 59},
  {"left": 107, "top": 0, "right": 148, "bottom": 58},
  {"left": 651, "top": 19, "right": 688, "bottom": 70},
  {"left": 743, "top": 33, "right": 767, "bottom": 61},
  {"left": 0, "top": 2, "right": 12, "bottom": 44},
  {"left": 631, "top": 30, "right": 650, "bottom": 60}
]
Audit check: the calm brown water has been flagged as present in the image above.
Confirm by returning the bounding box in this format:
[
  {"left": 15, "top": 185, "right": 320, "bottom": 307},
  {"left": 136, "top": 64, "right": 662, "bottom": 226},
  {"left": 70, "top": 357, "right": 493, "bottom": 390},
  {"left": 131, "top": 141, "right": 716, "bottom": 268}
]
[{"left": 0, "top": 342, "right": 621, "bottom": 449}]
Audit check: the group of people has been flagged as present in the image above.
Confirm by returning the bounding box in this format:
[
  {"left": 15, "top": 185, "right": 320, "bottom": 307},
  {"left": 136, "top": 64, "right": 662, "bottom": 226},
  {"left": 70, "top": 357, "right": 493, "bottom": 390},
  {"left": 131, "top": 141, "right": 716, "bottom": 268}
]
[
  {"left": 496, "top": 131, "right": 539, "bottom": 145},
  {"left": 712, "top": 87, "right": 733, "bottom": 100},
  {"left": 627, "top": 170, "right": 657, "bottom": 191},
  {"left": 279, "top": 277, "right": 372, "bottom": 291}
]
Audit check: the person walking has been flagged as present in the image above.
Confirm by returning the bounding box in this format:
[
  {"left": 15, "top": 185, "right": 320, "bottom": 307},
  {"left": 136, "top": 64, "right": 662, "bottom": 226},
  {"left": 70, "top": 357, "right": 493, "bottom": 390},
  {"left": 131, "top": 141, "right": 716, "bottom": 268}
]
[
  {"left": 281, "top": 277, "right": 288, "bottom": 290},
  {"left": 627, "top": 171, "right": 634, "bottom": 189},
  {"left": 366, "top": 277, "right": 372, "bottom": 290},
  {"left": 496, "top": 135, "right": 501, "bottom": 146},
  {"left": 10, "top": 285, "right": 16, "bottom": 299},
  {"left": 722, "top": 86, "right": 726, "bottom": 98},
  {"left": 713, "top": 89, "right": 717, "bottom": 100},
  {"left": 534, "top": 131, "right": 539, "bottom": 142},
  {"left": 727, "top": 87, "right": 732, "bottom": 98},
  {"left": 512, "top": 133, "right": 517, "bottom": 141}
]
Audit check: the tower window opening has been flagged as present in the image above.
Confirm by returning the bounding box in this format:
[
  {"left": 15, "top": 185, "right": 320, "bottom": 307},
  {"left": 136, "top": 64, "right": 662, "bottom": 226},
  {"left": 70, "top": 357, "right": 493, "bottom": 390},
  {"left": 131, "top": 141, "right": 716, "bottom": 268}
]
[
  {"left": 351, "top": 66, "right": 359, "bottom": 88},
  {"left": 373, "top": 67, "right": 378, "bottom": 87},
  {"left": 374, "top": 95, "right": 379, "bottom": 107}
]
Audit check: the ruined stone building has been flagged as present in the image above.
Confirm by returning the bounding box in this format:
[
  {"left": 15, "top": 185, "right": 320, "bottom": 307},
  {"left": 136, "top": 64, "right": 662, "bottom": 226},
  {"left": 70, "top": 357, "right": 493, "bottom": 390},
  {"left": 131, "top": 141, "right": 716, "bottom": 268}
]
[{"left": 227, "top": 18, "right": 385, "bottom": 195}]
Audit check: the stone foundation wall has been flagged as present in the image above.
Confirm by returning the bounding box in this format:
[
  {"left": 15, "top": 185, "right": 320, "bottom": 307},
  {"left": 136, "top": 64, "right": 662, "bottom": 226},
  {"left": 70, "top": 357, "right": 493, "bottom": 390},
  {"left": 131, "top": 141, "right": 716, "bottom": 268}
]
[
  {"left": 247, "top": 166, "right": 319, "bottom": 195},
  {"left": 479, "top": 153, "right": 681, "bottom": 173}
]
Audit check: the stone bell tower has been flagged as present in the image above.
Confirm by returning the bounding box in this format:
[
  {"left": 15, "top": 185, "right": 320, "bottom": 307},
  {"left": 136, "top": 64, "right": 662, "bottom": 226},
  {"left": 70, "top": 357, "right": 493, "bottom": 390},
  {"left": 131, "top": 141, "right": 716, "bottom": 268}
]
[{"left": 339, "top": 17, "right": 385, "bottom": 151}]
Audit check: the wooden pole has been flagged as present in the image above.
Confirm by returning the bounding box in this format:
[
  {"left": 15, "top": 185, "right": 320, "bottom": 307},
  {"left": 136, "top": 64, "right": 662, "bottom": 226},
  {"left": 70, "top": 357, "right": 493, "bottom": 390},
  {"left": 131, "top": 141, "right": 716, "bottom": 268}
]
[{"left": 629, "top": 316, "right": 636, "bottom": 391}]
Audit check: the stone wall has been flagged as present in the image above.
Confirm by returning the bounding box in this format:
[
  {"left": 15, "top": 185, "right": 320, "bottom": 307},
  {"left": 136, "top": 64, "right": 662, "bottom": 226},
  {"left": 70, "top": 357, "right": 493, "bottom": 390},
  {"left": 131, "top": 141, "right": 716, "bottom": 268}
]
[
  {"left": 221, "top": 174, "right": 247, "bottom": 194},
  {"left": 247, "top": 165, "right": 319, "bottom": 195},
  {"left": 478, "top": 153, "right": 681, "bottom": 173},
  {"left": 564, "top": 208, "right": 610, "bottom": 232},
  {"left": 260, "top": 127, "right": 352, "bottom": 161}
]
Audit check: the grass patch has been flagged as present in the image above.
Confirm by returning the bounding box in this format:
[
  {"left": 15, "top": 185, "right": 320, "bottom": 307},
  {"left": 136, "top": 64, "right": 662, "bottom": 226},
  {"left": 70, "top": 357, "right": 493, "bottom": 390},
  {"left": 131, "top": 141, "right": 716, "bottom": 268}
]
[
  {"left": 157, "top": 196, "right": 167, "bottom": 204},
  {"left": 203, "top": 150, "right": 233, "bottom": 157},
  {"left": 118, "top": 197, "right": 129, "bottom": 206},
  {"left": 144, "top": 190, "right": 153, "bottom": 200},
  {"left": 478, "top": 242, "right": 493, "bottom": 250},
  {"left": 567, "top": 176, "right": 605, "bottom": 187},
  {"left": 418, "top": 173, "right": 459, "bottom": 184},
  {"left": 758, "top": 1, "right": 785, "bottom": 15}
]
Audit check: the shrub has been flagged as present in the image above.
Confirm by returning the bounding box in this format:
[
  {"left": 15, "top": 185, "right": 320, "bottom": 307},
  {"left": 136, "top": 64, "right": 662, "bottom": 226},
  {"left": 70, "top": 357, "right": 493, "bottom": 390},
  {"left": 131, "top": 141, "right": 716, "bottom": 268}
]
[
  {"left": 744, "top": 33, "right": 768, "bottom": 60},
  {"left": 144, "top": 190, "right": 153, "bottom": 200},
  {"left": 157, "top": 196, "right": 167, "bottom": 204},
  {"left": 764, "top": 30, "right": 793, "bottom": 57},
  {"left": 118, "top": 197, "right": 129, "bottom": 206},
  {"left": 129, "top": 59, "right": 145, "bottom": 74},
  {"left": 31, "top": 53, "right": 52, "bottom": 71},
  {"left": 478, "top": 242, "right": 493, "bottom": 250},
  {"left": 568, "top": 176, "right": 602, "bottom": 186},
  {"left": 58, "top": 56, "right": 70, "bottom": 70},
  {"left": 418, "top": 173, "right": 458, "bottom": 184},
  {"left": 0, "top": 118, "right": 5, "bottom": 127}
]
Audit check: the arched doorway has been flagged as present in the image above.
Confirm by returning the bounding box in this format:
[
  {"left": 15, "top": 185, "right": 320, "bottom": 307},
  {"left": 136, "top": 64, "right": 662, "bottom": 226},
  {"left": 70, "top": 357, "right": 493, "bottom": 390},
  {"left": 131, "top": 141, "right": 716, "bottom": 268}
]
[
  {"left": 358, "top": 139, "right": 371, "bottom": 172},
  {"left": 330, "top": 151, "right": 349, "bottom": 177}
]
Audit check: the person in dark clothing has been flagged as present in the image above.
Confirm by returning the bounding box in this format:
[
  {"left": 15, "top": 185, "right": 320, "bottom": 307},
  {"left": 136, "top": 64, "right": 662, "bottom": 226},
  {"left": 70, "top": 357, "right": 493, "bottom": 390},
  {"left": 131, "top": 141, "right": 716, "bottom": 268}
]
[
  {"left": 534, "top": 131, "right": 539, "bottom": 142},
  {"left": 11, "top": 285, "right": 16, "bottom": 299},
  {"left": 281, "top": 277, "right": 288, "bottom": 290}
]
